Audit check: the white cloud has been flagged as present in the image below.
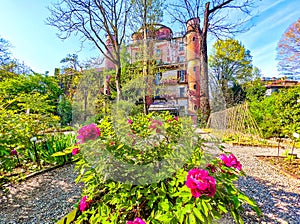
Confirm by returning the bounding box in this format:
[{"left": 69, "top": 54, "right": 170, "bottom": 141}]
[
  {"left": 259, "top": 0, "right": 285, "bottom": 14},
  {"left": 239, "top": 1, "right": 299, "bottom": 47},
  {"left": 235, "top": 0, "right": 300, "bottom": 78}
]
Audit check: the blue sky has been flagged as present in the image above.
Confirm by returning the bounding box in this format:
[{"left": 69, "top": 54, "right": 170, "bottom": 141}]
[{"left": 0, "top": 0, "right": 299, "bottom": 77}]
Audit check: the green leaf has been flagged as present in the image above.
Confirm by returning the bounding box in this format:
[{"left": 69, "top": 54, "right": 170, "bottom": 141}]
[
  {"left": 232, "top": 195, "right": 240, "bottom": 208},
  {"left": 158, "top": 199, "right": 170, "bottom": 211},
  {"left": 161, "top": 182, "right": 167, "bottom": 193},
  {"left": 182, "top": 204, "right": 193, "bottom": 214},
  {"left": 116, "top": 144, "right": 124, "bottom": 150},
  {"left": 201, "top": 200, "right": 209, "bottom": 217},
  {"left": 238, "top": 193, "right": 261, "bottom": 215},
  {"left": 188, "top": 212, "right": 196, "bottom": 224},
  {"left": 155, "top": 213, "right": 173, "bottom": 223},
  {"left": 217, "top": 203, "right": 228, "bottom": 213},
  {"left": 56, "top": 208, "right": 78, "bottom": 224},
  {"left": 193, "top": 207, "right": 205, "bottom": 222},
  {"left": 232, "top": 209, "right": 244, "bottom": 224},
  {"left": 51, "top": 151, "right": 67, "bottom": 157}
]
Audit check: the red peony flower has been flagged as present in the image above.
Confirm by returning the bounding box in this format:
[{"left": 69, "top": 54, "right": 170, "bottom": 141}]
[
  {"left": 10, "top": 149, "right": 18, "bottom": 156},
  {"left": 79, "top": 196, "right": 92, "bottom": 212},
  {"left": 77, "top": 124, "right": 100, "bottom": 143},
  {"left": 126, "top": 217, "right": 146, "bottom": 224},
  {"left": 186, "top": 168, "right": 216, "bottom": 198},
  {"left": 219, "top": 154, "right": 242, "bottom": 171},
  {"left": 72, "top": 148, "right": 79, "bottom": 156}
]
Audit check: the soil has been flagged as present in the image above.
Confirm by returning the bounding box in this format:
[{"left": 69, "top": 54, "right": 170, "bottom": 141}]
[{"left": 256, "top": 155, "right": 300, "bottom": 179}]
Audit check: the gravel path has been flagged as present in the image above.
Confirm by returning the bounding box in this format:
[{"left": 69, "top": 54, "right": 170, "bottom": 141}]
[
  {"left": 0, "top": 143, "right": 299, "bottom": 224},
  {"left": 0, "top": 163, "right": 83, "bottom": 224},
  {"left": 210, "top": 143, "right": 300, "bottom": 224}
]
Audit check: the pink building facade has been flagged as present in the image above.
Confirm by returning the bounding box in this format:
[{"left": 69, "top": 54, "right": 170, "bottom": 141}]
[{"left": 104, "top": 18, "right": 202, "bottom": 117}]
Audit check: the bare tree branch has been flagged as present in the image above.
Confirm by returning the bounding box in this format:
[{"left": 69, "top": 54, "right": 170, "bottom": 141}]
[
  {"left": 46, "top": 0, "right": 132, "bottom": 101},
  {"left": 165, "top": 0, "right": 257, "bottom": 118}
]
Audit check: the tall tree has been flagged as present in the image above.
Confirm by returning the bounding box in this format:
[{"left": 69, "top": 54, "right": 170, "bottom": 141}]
[
  {"left": 56, "top": 54, "right": 82, "bottom": 99},
  {"left": 60, "top": 53, "right": 81, "bottom": 71},
  {"left": 209, "top": 39, "right": 253, "bottom": 85},
  {"left": 0, "top": 37, "right": 32, "bottom": 74},
  {"left": 168, "top": 0, "right": 256, "bottom": 118},
  {"left": 277, "top": 18, "right": 300, "bottom": 76},
  {"left": 209, "top": 39, "right": 257, "bottom": 108},
  {"left": 47, "top": 0, "right": 132, "bottom": 101},
  {"left": 129, "top": 0, "right": 165, "bottom": 113},
  {"left": 0, "top": 37, "right": 12, "bottom": 67}
]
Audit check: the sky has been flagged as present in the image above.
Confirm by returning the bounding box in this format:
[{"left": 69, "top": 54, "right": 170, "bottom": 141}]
[{"left": 0, "top": 0, "right": 299, "bottom": 77}]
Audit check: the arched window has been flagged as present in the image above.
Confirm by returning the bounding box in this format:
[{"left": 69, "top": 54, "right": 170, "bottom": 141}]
[
  {"left": 194, "top": 105, "right": 198, "bottom": 111},
  {"left": 193, "top": 84, "right": 197, "bottom": 90}
]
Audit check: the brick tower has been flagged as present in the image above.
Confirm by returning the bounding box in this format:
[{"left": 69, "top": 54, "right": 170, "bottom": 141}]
[{"left": 186, "top": 18, "right": 201, "bottom": 116}]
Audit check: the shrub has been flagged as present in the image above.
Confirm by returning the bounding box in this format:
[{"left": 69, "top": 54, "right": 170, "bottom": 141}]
[
  {"left": 247, "top": 86, "right": 300, "bottom": 138},
  {"left": 63, "top": 112, "right": 261, "bottom": 223}
]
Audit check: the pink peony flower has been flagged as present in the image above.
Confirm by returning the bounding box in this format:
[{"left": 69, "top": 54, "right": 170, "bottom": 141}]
[
  {"left": 10, "top": 149, "right": 18, "bottom": 156},
  {"left": 127, "top": 119, "right": 133, "bottom": 124},
  {"left": 186, "top": 168, "right": 216, "bottom": 198},
  {"left": 174, "top": 116, "right": 178, "bottom": 121},
  {"left": 72, "top": 148, "right": 79, "bottom": 156},
  {"left": 126, "top": 217, "right": 146, "bottom": 224},
  {"left": 79, "top": 196, "right": 92, "bottom": 212},
  {"left": 77, "top": 124, "right": 100, "bottom": 143},
  {"left": 219, "top": 154, "right": 242, "bottom": 171}
]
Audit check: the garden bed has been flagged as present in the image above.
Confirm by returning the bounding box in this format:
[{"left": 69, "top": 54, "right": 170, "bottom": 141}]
[
  {"left": 255, "top": 155, "right": 300, "bottom": 179},
  {"left": 231, "top": 142, "right": 286, "bottom": 148},
  {"left": 0, "top": 161, "right": 76, "bottom": 189}
]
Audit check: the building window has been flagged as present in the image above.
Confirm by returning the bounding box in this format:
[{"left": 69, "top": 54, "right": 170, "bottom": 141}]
[
  {"left": 179, "top": 42, "right": 184, "bottom": 51},
  {"left": 193, "top": 84, "right": 197, "bottom": 90},
  {"left": 193, "top": 66, "right": 197, "bottom": 72},
  {"left": 179, "top": 87, "right": 185, "bottom": 97},
  {"left": 194, "top": 105, "right": 198, "bottom": 111},
  {"left": 179, "top": 56, "right": 185, "bottom": 62},
  {"left": 178, "top": 70, "right": 186, "bottom": 82},
  {"left": 179, "top": 106, "right": 185, "bottom": 115},
  {"left": 192, "top": 36, "right": 196, "bottom": 41},
  {"left": 156, "top": 49, "right": 161, "bottom": 56},
  {"left": 155, "top": 72, "right": 162, "bottom": 85}
]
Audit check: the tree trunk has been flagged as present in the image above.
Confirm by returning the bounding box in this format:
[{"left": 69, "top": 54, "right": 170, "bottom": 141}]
[
  {"left": 83, "top": 90, "right": 88, "bottom": 121},
  {"left": 143, "top": 0, "right": 148, "bottom": 114},
  {"left": 115, "top": 65, "right": 122, "bottom": 102},
  {"left": 198, "top": 2, "right": 211, "bottom": 120}
]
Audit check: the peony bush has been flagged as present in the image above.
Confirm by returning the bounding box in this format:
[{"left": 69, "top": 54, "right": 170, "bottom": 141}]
[{"left": 61, "top": 112, "right": 261, "bottom": 223}]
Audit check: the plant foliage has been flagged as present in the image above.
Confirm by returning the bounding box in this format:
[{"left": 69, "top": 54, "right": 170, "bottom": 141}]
[{"left": 58, "top": 112, "right": 261, "bottom": 223}]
